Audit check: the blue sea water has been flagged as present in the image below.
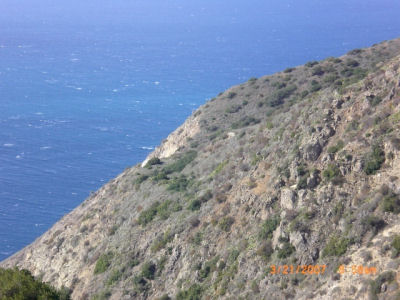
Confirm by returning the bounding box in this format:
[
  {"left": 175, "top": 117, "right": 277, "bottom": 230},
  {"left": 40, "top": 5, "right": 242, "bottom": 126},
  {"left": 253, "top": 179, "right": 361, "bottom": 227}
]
[{"left": 1, "top": 0, "right": 400, "bottom": 261}]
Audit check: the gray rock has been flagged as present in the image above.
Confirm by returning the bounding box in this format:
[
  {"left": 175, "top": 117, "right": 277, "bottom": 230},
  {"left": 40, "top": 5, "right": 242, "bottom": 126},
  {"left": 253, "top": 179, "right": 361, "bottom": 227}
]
[
  {"left": 280, "top": 188, "right": 297, "bottom": 210},
  {"left": 303, "top": 141, "right": 322, "bottom": 161},
  {"left": 289, "top": 231, "right": 307, "bottom": 252}
]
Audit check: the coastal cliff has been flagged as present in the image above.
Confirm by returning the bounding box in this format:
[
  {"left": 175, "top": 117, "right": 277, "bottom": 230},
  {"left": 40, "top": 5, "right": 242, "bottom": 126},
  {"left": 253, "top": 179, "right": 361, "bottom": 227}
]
[{"left": 2, "top": 38, "right": 400, "bottom": 300}]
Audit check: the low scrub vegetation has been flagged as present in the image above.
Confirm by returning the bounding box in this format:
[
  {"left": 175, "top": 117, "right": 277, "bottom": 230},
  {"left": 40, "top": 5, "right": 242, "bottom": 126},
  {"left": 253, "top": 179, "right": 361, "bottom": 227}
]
[
  {"left": 231, "top": 116, "right": 260, "bottom": 129},
  {"left": 163, "top": 151, "right": 197, "bottom": 174},
  {"left": 322, "top": 163, "right": 342, "bottom": 184},
  {"left": 138, "top": 200, "right": 182, "bottom": 226},
  {"left": 0, "top": 267, "right": 71, "bottom": 299},
  {"left": 176, "top": 284, "right": 202, "bottom": 300},
  {"left": 322, "top": 235, "right": 349, "bottom": 257},
  {"left": 94, "top": 252, "right": 114, "bottom": 274},
  {"left": 259, "top": 217, "right": 280, "bottom": 239},
  {"left": 364, "top": 144, "right": 385, "bottom": 175}
]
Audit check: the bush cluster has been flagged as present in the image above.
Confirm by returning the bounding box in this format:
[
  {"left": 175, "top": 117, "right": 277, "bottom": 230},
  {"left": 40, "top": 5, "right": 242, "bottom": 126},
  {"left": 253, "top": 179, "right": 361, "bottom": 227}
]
[
  {"left": 0, "top": 267, "right": 71, "bottom": 300},
  {"left": 322, "top": 163, "right": 342, "bottom": 184},
  {"left": 145, "top": 157, "right": 162, "bottom": 168},
  {"left": 382, "top": 193, "right": 400, "bottom": 213},
  {"left": 231, "top": 116, "right": 260, "bottom": 129},
  {"left": 391, "top": 235, "right": 400, "bottom": 257},
  {"left": 364, "top": 144, "right": 385, "bottom": 175},
  {"left": 277, "top": 242, "right": 295, "bottom": 259},
  {"left": 163, "top": 151, "right": 197, "bottom": 174},
  {"left": 322, "top": 235, "right": 349, "bottom": 257},
  {"left": 138, "top": 200, "right": 182, "bottom": 226},
  {"left": 259, "top": 217, "right": 280, "bottom": 239},
  {"left": 327, "top": 140, "right": 344, "bottom": 154},
  {"left": 218, "top": 216, "right": 235, "bottom": 232},
  {"left": 256, "top": 240, "right": 273, "bottom": 261},
  {"left": 94, "top": 252, "right": 114, "bottom": 274},
  {"left": 176, "top": 284, "right": 202, "bottom": 300},
  {"left": 268, "top": 85, "right": 297, "bottom": 107}
]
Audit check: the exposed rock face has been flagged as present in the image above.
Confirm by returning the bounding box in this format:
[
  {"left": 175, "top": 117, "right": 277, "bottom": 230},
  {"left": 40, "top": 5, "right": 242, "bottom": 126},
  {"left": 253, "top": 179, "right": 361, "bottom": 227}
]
[
  {"left": 141, "top": 114, "right": 201, "bottom": 167},
  {"left": 281, "top": 188, "right": 297, "bottom": 210},
  {"left": 303, "top": 140, "right": 322, "bottom": 161},
  {"left": 2, "top": 39, "right": 400, "bottom": 300}
]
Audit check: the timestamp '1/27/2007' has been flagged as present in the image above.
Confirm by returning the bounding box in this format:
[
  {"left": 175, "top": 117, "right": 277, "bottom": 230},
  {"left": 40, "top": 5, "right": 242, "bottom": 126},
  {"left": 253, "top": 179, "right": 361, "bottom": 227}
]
[
  {"left": 269, "top": 265, "right": 378, "bottom": 275},
  {"left": 270, "top": 265, "right": 326, "bottom": 275}
]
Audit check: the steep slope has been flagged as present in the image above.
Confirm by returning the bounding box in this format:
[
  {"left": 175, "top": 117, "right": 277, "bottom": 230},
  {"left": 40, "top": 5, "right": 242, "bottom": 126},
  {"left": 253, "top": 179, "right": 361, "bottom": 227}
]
[{"left": 2, "top": 38, "right": 400, "bottom": 300}]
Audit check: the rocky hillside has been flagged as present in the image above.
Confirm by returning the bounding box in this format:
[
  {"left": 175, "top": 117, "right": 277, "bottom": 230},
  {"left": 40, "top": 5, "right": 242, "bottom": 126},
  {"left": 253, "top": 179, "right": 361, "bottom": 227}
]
[{"left": 2, "top": 38, "right": 400, "bottom": 300}]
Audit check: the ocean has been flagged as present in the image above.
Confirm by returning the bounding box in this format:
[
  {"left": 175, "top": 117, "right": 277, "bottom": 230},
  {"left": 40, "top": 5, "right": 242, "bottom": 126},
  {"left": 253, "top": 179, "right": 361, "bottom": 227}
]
[{"left": 1, "top": 0, "right": 400, "bottom": 261}]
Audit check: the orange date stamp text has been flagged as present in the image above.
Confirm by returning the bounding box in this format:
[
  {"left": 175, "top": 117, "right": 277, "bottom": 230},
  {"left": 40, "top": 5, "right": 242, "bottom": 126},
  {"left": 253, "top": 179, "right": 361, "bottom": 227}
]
[{"left": 269, "top": 265, "right": 326, "bottom": 275}]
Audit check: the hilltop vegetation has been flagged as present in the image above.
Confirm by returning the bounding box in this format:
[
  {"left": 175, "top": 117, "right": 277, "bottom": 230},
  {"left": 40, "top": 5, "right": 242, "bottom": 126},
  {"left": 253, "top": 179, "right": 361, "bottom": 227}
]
[
  {"left": 0, "top": 267, "right": 71, "bottom": 299},
  {"left": 2, "top": 38, "right": 400, "bottom": 300}
]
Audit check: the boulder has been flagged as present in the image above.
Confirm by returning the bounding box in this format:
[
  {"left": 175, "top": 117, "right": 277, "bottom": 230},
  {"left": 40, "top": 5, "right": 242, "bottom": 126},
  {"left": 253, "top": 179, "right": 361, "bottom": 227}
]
[
  {"left": 303, "top": 141, "right": 322, "bottom": 161},
  {"left": 280, "top": 188, "right": 297, "bottom": 210}
]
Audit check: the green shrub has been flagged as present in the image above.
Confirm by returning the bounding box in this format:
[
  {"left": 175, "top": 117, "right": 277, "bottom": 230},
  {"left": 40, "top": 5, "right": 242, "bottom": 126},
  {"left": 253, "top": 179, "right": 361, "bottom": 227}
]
[
  {"left": 259, "top": 217, "right": 280, "bottom": 239},
  {"left": 141, "top": 262, "right": 156, "bottom": 280},
  {"left": 225, "top": 104, "right": 242, "bottom": 113},
  {"left": 277, "top": 242, "right": 295, "bottom": 259},
  {"left": 151, "top": 170, "right": 169, "bottom": 182},
  {"left": 296, "top": 163, "right": 310, "bottom": 189},
  {"left": 367, "top": 94, "right": 382, "bottom": 107},
  {"left": 151, "top": 230, "right": 173, "bottom": 252},
  {"left": 382, "top": 193, "right": 400, "bottom": 213},
  {"left": 346, "top": 120, "right": 359, "bottom": 131},
  {"left": 327, "top": 140, "right": 344, "bottom": 154},
  {"left": 218, "top": 216, "right": 235, "bottom": 232},
  {"left": 91, "top": 290, "right": 112, "bottom": 300},
  {"left": 256, "top": 240, "right": 274, "bottom": 261},
  {"left": 0, "top": 267, "right": 71, "bottom": 300},
  {"left": 348, "top": 48, "right": 363, "bottom": 55},
  {"left": 361, "top": 215, "right": 386, "bottom": 234},
  {"left": 94, "top": 252, "right": 113, "bottom": 274},
  {"left": 284, "top": 67, "right": 296, "bottom": 73},
  {"left": 198, "top": 190, "right": 213, "bottom": 202},
  {"left": 145, "top": 157, "right": 161, "bottom": 168},
  {"left": 198, "top": 262, "right": 212, "bottom": 280},
  {"left": 227, "top": 92, "right": 237, "bottom": 99},
  {"left": 167, "top": 175, "right": 191, "bottom": 192},
  {"left": 190, "top": 232, "right": 203, "bottom": 245},
  {"left": 391, "top": 235, "right": 400, "bottom": 257},
  {"left": 346, "top": 59, "right": 359, "bottom": 67},
  {"left": 305, "top": 61, "right": 318, "bottom": 67},
  {"left": 309, "top": 80, "right": 322, "bottom": 92},
  {"left": 107, "top": 269, "right": 122, "bottom": 286},
  {"left": 138, "top": 202, "right": 160, "bottom": 225},
  {"left": 157, "top": 200, "right": 172, "bottom": 220},
  {"left": 176, "top": 284, "right": 202, "bottom": 300},
  {"left": 323, "top": 74, "right": 339, "bottom": 84},
  {"left": 135, "top": 174, "right": 149, "bottom": 185},
  {"left": 133, "top": 275, "right": 150, "bottom": 293},
  {"left": 231, "top": 116, "right": 261, "bottom": 129},
  {"left": 268, "top": 85, "right": 297, "bottom": 107},
  {"left": 271, "top": 81, "right": 286, "bottom": 89},
  {"left": 210, "top": 160, "right": 228, "bottom": 177},
  {"left": 300, "top": 90, "right": 309, "bottom": 98},
  {"left": 311, "top": 65, "right": 324, "bottom": 76},
  {"left": 322, "top": 235, "right": 349, "bottom": 257},
  {"left": 322, "top": 163, "right": 341, "bottom": 183},
  {"left": 163, "top": 151, "right": 197, "bottom": 174},
  {"left": 364, "top": 144, "right": 385, "bottom": 175},
  {"left": 370, "top": 271, "right": 395, "bottom": 296},
  {"left": 188, "top": 199, "right": 202, "bottom": 211}
]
